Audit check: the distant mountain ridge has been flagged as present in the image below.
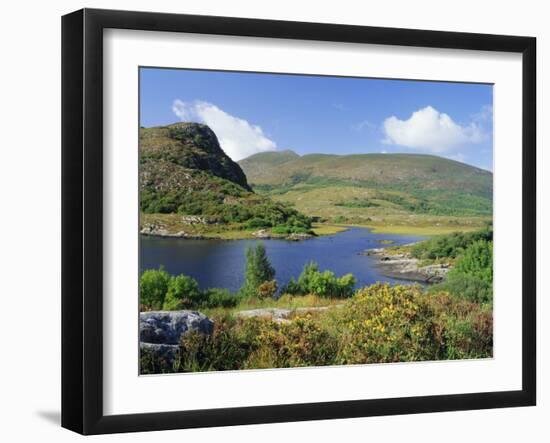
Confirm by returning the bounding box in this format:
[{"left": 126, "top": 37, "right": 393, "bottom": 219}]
[
  {"left": 239, "top": 150, "right": 492, "bottom": 198},
  {"left": 239, "top": 150, "right": 493, "bottom": 219}
]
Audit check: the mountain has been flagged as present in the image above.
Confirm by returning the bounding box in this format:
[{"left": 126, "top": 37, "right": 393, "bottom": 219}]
[
  {"left": 239, "top": 151, "right": 493, "bottom": 219},
  {"left": 239, "top": 151, "right": 492, "bottom": 198},
  {"left": 238, "top": 150, "right": 300, "bottom": 178},
  {"left": 141, "top": 122, "right": 251, "bottom": 191},
  {"left": 139, "top": 123, "right": 312, "bottom": 235}
]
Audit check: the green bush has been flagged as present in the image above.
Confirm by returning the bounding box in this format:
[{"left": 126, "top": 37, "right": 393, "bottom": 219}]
[
  {"left": 202, "top": 288, "right": 239, "bottom": 308},
  {"left": 163, "top": 274, "right": 202, "bottom": 310},
  {"left": 245, "top": 217, "right": 272, "bottom": 229},
  {"left": 140, "top": 270, "right": 239, "bottom": 310},
  {"left": 283, "top": 262, "right": 356, "bottom": 298},
  {"left": 452, "top": 239, "right": 492, "bottom": 284},
  {"left": 140, "top": 267, "right": 171, "bottom": 310},
  {"left": 411, "top": 226, "right": 492, "bottom": 260},
  {"left": 271, "top": 225, "right": 311, "bottom": 235},
  {"left": 430, "top": 239, "right": 493, "bottom": 303}
]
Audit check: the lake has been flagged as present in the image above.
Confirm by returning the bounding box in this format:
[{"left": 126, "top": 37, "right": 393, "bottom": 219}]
[{"left": 140, "top": 227, "right": 426, "bottom": 292}]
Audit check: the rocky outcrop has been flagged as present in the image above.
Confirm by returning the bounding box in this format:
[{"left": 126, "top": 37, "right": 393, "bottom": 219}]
[
  {"left": 365, "top": 248, "right": 450, "bottom": 284},
  {"left": 141, "top": 122, "right": 251, "bottom": 191},
  {"left": 139, "top": 311, "right": 214, "bottom": 368},
  {"left": 235, "top": 305, "right": 343, "bottom": 323},
  {"left": 140, "top": 223, "right": 206, "bottom": 239},
  {"left": 140, "top": 310, "right": 214, "bottom": 345},
  {"left": 252, "top": 229, "right": 314, "bottom": 241}
]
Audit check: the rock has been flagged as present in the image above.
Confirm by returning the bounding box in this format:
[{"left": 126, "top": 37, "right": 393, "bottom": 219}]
[
  {"left": 140, "top": 311, "right": 214, "bottom": 345},
  {"left": 181, "top": 215, "right": 208, "bottom": 225},
  {"left": 139, "top": 224, "right": 207, "bottom": 239},
  {"left": 235, "top": 305, "right": 343, "bottom": 323},
  {"left": 287, "top": 232, "right": 313, "bottom": 241},
  {"left": 252, "top": 229, "right": 270, "bottom": 238}
]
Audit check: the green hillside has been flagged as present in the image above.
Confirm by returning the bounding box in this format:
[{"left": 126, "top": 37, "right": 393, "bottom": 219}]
[
  {"left": 239, "top": 151, "right": 493, "bottom": 234},
  {"left": 139, "top": 123, "right": 312, "bottom": 238},
  {"left": 238, "top": 149, "right": 300, "bottom": 178},
  {"left": 240, "top": 151, "right": 492, "bottom": 197}
]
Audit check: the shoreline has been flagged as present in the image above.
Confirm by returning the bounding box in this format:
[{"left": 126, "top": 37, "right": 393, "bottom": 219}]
[
  {"left": 139, "top": 223, "right": 349, "bottom": 241},
  {"left": 364, "top": 246, "right": 450, "bottom": 284}
]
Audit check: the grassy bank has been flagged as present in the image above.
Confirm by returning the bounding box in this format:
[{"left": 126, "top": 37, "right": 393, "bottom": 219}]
[
  {"left": 141, "top": 213, "right": 350, "bottom": 240},
  {"left": 362, "top": 223, "right": 484, "bottom": 236}
]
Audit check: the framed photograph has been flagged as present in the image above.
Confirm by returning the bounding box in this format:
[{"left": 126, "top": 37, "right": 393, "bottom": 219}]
[{"left": 62, "top": 8, "right": 536, "bottom": 435}]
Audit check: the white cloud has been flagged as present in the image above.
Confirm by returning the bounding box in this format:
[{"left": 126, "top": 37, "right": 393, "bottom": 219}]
[
  {"left": 382, "top": 106, "right": 485, "bottom": 153},
  {"left": 472, "top": 104, "right": 493, "bottom": 123},
  {"left": 172, "top": 100, "right": 276, "bottom": 161}
]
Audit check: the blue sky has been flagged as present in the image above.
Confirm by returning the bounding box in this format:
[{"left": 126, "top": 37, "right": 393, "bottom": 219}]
[{"left": 140, "top": 67, "right": 493, "bottom": 170}]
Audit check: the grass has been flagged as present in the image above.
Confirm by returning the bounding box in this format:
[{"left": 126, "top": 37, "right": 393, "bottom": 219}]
[
  {"left": 363, "top": 223, "right": 484, "bottom": 236},
  {"left": 263, "top": 184, "right": 490, "bottom": 236},
  {"left": 201, "top": 293, "right": 342, "bottom": 318},
  {"left": 311, "top": 223, "right": 348, "bottom": 236}
]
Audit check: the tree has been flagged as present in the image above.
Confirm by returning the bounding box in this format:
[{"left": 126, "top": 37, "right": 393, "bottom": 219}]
[
  {"left": 140, "top": 267, "right": 171, "bottom": 310},
  {"left": 163, "top": 274, "right": 201, "bottom": 310},
  {"left": 240, "top": 243, "right": 275, "bottom": 298}
]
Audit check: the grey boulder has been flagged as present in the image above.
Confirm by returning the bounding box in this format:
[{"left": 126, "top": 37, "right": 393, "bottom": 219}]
[{"left": 140, "top": 310, "right": 214, "bottom": 345}]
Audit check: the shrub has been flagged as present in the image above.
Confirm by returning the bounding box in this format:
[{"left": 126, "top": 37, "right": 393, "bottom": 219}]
[
  {"left": 452, "top": 239, "right": 493, "bottom": 284},
  {"left": 431, "top": 273, "right": 492, "bottom": 304},
  {"left": 140, "top": 270, "right": 240, "bottom": 311},
  {"left": 411, "top": 226, "right": 493, "bottom": 260},
  {"left": 176, "top": 314, "right": 339, "bottom": 371},
  {"left": 246, "top": 315, "right": 339, "bottom": 368},
  {"left": 245, "top": 217, "right": 272, "bottom": 229},
  {"left": 203, "top": 288, "right": 239, "bottom": 308},
  {"left": 163, "top": 274, "right": 202, "bottom": 310},
  {"left": 177, "top": 316, "right": 257, "bottom": 372},
  {"left": 330, "top": 283, "right": 492, "bottom": 364},
  {"left": 256, "top": 280, "right": 278, "bottom": 299},
  {"left": 240, "top": 243, "right": 276, "bottom": 298},
  {"left": 283, "top": 262, "right": 356, "bottom": 298},
  {"left": 271, "top": 225, "right": 311, "bottom": 235},
  {"left": 430, "top": 239, "right": 493, "bottom": 303},
  {"left": 140, "top": 267, "right": 171, "bottom": 310}
]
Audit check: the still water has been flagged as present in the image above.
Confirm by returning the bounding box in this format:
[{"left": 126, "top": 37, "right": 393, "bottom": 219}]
[{"left": 140, "top": 227, "right": 425, "bottom": 292}]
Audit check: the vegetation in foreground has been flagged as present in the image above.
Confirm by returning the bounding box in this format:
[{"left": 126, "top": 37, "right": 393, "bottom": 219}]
[
  {"left": 140, "top": 228, "right": 493, "bottom": 373},
  {"left": 141, "top": 283, "right": 492, "bottom": 373}
]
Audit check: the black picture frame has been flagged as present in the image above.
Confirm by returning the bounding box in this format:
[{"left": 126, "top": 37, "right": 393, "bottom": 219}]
[{"left": 62, "top": 8, "right": 536, "bottom": 435}]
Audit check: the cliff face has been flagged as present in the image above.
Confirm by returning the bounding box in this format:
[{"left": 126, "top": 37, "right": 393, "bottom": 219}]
[
  {"left": 140, "top": 122, "right": 256, "bottom": 216},
  {"left": 140, "top": 122, "right": 251, "bottom": 191}
]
